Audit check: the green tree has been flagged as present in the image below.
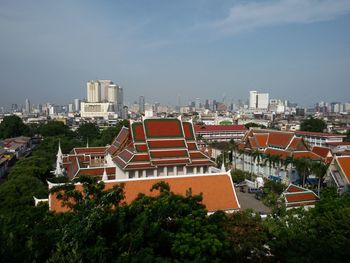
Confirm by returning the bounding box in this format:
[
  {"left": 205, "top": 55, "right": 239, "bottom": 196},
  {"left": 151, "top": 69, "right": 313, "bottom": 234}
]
[
  {"left": 0, "top": 175, "right": 47, "bottom": 211},
  {"left": 0, "top": 115, "right": 29, "bottom": 139},
  {"left": 49, "top": 177, "right": 229, "bottom": 262},
  {"left": 345, "top": 130, "right": 350, "bottom": 142},
  {"left": 311, "top": 161, "right": 329, "bottom": 196},
  {"left": 221, "top": 210, "right": 269, "bottom": 261},
  {"left": 98, "top": 120, "right": 129, "bottom": 146},
  {"left": 300, "top": 116, "right": 327, "bottom": 132},
  {"left": 40, "top": 121, "right": 73, "bottom": 137},
  {"left": 77, "top": 123, "right": 100, "bottom": 145},
  {"left": 293, "top": 157, "right": 312, "bottom": 187},
  {"left": 244, "top": 122, "right": 266, "bottom": 129},
  {"left": 252, "top": 150, "right": 263, "bottom": 176},
  {"left": 265, "top": 189, "right": 350, "bottom": 262}
]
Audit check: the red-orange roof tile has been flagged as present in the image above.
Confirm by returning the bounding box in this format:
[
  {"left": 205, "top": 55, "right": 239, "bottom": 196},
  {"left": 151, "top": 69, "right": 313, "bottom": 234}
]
[
  {"left": 50, "top": 174, "right": 240, "bottom": 213},
  {"left": 144, "top": 119, "right": 183, "bottom": 138},
  {"left": 312, "top": 146, "right": 331, "bottom": 159},
  {"left": 268, "top": 132, "right": 294, "bottom": 148},
  {"left": 337, "top": 156, "right": 350, "bottom": 183}
]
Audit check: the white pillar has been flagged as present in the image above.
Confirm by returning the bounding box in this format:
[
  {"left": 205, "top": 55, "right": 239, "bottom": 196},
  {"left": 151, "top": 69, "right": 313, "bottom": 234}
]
[
  {"left": 194, "top": 167, "right": 197, "bottom": 174},
  {"left": 135, "top": 170, "right": 139, "bottom": 178},
  {"left": 200, "top": 166, "right": 204, "bottom": 174},
  {"left": 142, "top": 170, "right": 146, "bottom": 178},
  {"left": 126, "top": 171, "right": 129, "bottom": 178},
  {"left": 164, "top": 166, "right": 168, "bottom": 176},
  {"left": 154, "top": 169, "right": 157, "bottom": 177},
  {"left": 174, "top": 166, "right": 177, "bottom": 175},
  {"left": 184, "top": 166, "right": 187, "bottom": 175}
]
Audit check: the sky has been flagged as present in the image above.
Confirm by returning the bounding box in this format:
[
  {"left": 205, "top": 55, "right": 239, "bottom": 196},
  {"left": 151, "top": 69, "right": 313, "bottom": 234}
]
[{"left": 0, "top": 0, "right": 350, "bottom": 108}]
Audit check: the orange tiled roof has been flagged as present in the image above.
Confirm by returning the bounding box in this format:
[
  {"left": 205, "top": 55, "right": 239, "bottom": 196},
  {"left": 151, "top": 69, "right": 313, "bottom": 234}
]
[
  {"left": 255, "top": 133, "right": 268, "bottom": 148},
  {"left": 50, "top": 173, "right": 240, "bottom": 213},
  {"left": 111, "top": 118, "right": 213, "bottom": 170},
  {"left": 312, "top": 146, "right": 331, "bottom": 159},
  {"left": 183, "top": 122, "right": 196, "bottom": 140},
  {"left": 144, "top": 119, "right": 184, "bottom": 138},
  {"left": 292, "top": 151, "right": 322, "bottom": 160},
  {"left": 283, "top": 184, "right": 319, "bottom": 208},
  {"left": 74, "top": 147, "right": 107, "bottom": 155},
  {"left": 267, "top": 132, "right": 294, "bottom": 148},
  {"left": 264, "top": 148, "right": 290, "bottom": 159},
  {"left": 337, "top": 156, "right": 350, "bottom": 183},
  {"left": 287, "top": 137, "right": 307, "bottom": 151}
]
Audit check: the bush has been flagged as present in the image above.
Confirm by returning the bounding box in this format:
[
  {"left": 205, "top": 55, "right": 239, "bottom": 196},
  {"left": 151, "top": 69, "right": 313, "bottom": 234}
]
[{"left": 231, "top": 169, "right": 252, "bottom": 183}]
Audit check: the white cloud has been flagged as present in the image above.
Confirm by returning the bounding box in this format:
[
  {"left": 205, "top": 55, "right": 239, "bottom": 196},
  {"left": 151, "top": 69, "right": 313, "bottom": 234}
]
[{"left": 195, "top": 0, "right": 350, "bottom": 35}]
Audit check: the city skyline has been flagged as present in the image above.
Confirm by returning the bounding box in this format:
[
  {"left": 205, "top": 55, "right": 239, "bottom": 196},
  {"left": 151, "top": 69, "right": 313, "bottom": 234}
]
[{"left": 1, "top": 0, "right": 350, "bottom": 107}]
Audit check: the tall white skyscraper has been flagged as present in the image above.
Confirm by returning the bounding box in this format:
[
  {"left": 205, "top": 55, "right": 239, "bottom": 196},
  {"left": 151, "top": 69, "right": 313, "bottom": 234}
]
[
  {"left": 257, "top": 93, "right": 269, "bottom": 109},
  {"left": 139, "top": 96, "right": 145, "bottom": 114},
  {"left": 249, "top": 91, "right": 258, "bottom": 109},
  {"left": 25, "top": 98, "right": 31, "bottom": 113},
  {"left": 74, "top": 99, "right": 81, "bottom": 112},
  {"left": 249, "top": 90, "right": 269, "bottom": 110},
  {"left": 87, "top": 80, "right": 101, "bottom": 102},
  {"left": 99, "top": 80, "right": 113, "bottom": 102},
  {"left": 107, "top": 84, "right": 118, "bottom": 103}
]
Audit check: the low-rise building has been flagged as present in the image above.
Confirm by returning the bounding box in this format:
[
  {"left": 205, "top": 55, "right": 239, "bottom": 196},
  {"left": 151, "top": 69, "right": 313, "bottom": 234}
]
[
  {"left": 234, "top": 129, "right": 325, "bottom": 185},
  {"left": 324, "top": 156, "right": 350, "bottom": 194},
  {"left": 281, "top": 184, "right": 319, "bottom": 210},
  {"left": 194, "top": 124, "right": 247, "bottom": 145},
  {"left": 295, "top": 131, "right": 345, "bottom": 147}
]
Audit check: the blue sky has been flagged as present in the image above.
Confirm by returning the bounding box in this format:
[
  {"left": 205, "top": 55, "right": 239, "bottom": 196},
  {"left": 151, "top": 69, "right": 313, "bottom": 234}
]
[{"left": 0, "top": 0, "right": 349, "bottom": 107}]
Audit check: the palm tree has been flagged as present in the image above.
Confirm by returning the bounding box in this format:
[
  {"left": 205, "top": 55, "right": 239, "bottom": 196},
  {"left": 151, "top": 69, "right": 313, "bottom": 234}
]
[
  {"left": 273, "top": 155, "right": 282, "bottom": 177},
  {"left": 247, "top": 150, "right": 254, "bottom": 174},
  {"left": 293, "top": 157, "right": 312, "bottom": 187},
  {"left": 228, "top": 139, "right": 239, "bottom": 171},
  {"left": 311, "top": 161, "right": 329, "bottom": 196},
  {"left": 283, "top": 156, "right": 294, "bottom": 181},
  {"left": 252, "top": 150, "right": 263, "bottom": 176},
  {"left": 264, "top": 154, "right": 273, "bottom": 177},
  {"left": 238, "top": 149, "right": 246, "bottom": 172}
]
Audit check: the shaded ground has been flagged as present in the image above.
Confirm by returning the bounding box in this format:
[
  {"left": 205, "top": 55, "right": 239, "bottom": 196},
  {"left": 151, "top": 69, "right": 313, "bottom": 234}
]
[{"left": 235, "top": 186, "right": 271, "bottom": 215}]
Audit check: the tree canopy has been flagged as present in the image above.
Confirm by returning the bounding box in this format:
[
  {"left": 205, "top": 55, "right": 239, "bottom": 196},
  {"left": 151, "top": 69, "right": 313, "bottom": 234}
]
[
  {"left": 300, "top": 117, "right": 327, "bottom": 132},
  {"left": 0, "top": 115, "right": 29, "bottom": 139}
]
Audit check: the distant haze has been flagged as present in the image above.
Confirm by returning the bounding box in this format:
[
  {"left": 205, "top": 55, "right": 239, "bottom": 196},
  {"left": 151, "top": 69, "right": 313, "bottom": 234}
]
[{"left": 0, "top": 0, "right": 350, "bottom": 107}]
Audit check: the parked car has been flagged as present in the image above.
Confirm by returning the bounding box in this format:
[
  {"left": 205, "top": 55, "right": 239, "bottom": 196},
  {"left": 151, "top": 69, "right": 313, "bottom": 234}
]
[
  {"left": 255, "top": 190, "right": 265, "bottom": 200},
  {"left": 248, "top": 187, "right": 260, "bottom": 193}
]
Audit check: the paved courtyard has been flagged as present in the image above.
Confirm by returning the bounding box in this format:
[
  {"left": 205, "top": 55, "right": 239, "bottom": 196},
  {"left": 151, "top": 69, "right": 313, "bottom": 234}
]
[{"left": 235, "top": 186, "right": 271, "bottom": 215}]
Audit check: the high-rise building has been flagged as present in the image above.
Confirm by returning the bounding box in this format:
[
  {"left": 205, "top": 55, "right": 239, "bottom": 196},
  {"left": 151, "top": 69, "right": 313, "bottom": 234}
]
[
  {"left": 116, "top": 86, "right": 123, "bottom": 115},
  {"left": 122, "top": 105, "right": 129, "bottom": 119},
  {"left": 68, "top": 103, "right": 74, "bottom": 113},
  {"left": 25, "top": 98, "right": 31, "bottom": 113},
  {"left": 87, "top": 80, "right": 101, "bottom": 102},
  {"left": 74, "top": 99, "right": 81, "bottom": 112},
  {"left": 139, "top": 96, "right": 145, "bottom": 114},
  {"left": 38, "top": 104, "right": 42, "bottom": 114},
  {"left": 107, "top": 84, "right": 117, "bottom": 103},
  {"left": 99, "top": 80, "right": 113, "bottom": 102},
  {"left": 257, "top": 93, "right": 269, "bottom": 109},
  {"left": 249, "top": 91, "right": 258, "bottom": 109},
  {"left": 249, "top": 91, "right": 269, "bottom": 110},
  {"left": 195, "top": 98, "right": 201, "bottom": 110}
]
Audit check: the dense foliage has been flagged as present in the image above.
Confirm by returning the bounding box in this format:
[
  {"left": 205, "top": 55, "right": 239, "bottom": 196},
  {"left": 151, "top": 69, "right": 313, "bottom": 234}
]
[
  {"left": 244, "top": 122, "right": 266, "bottom": 129},
  {"left": 300, "top": 116, "right": 327, "bottom": 132},
  {"left": 0, "top": 115, "right": 29, "bottom": 138},
  {"left": 1, "top": 117, "right": 350, "bottom": 261}
]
